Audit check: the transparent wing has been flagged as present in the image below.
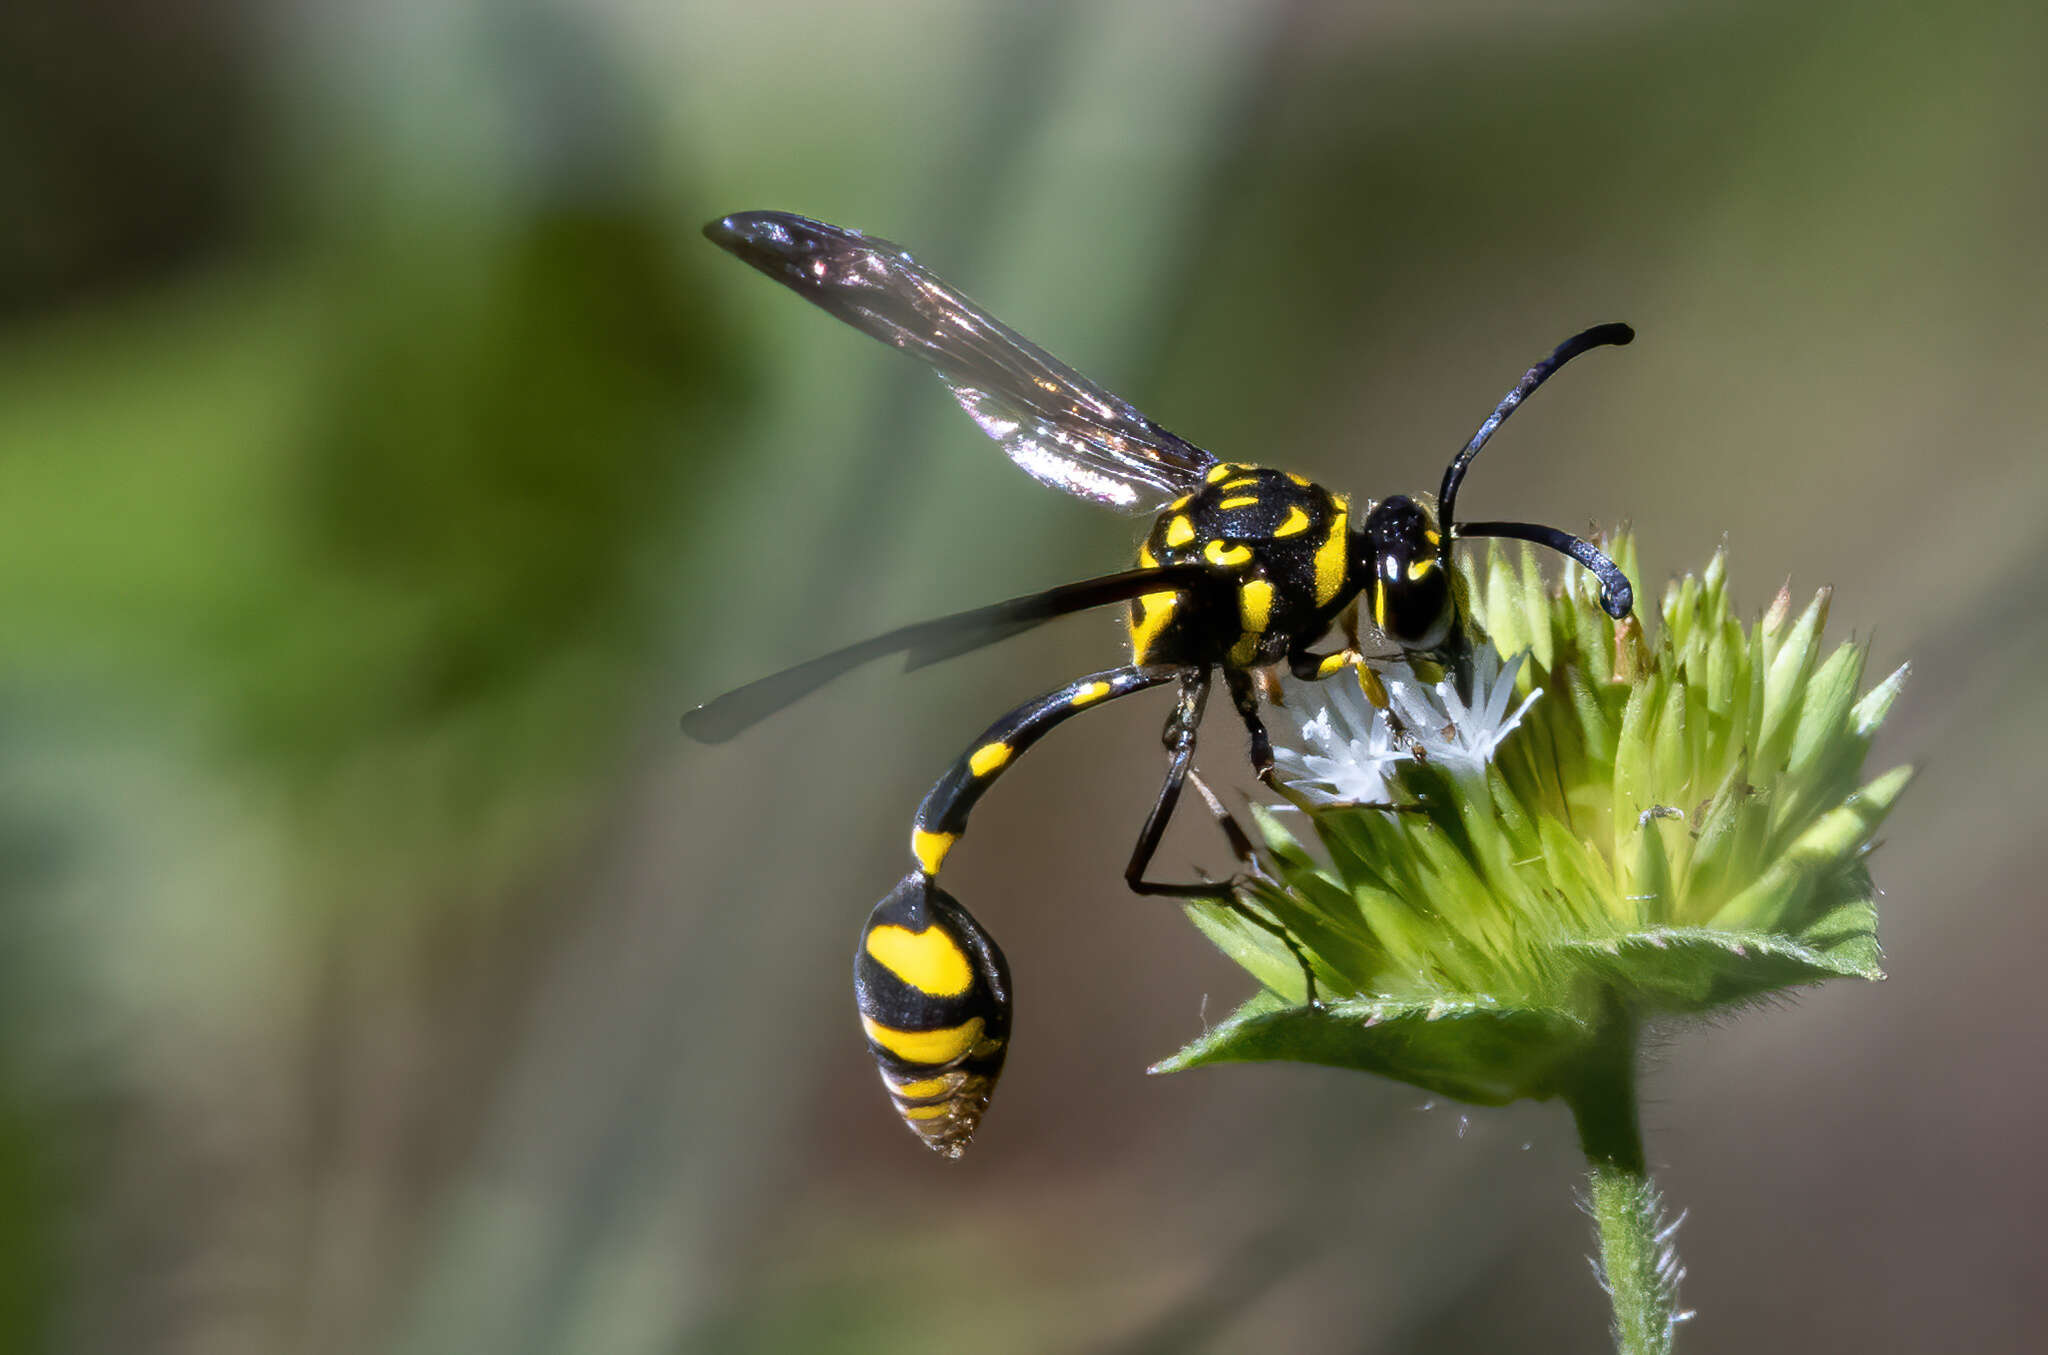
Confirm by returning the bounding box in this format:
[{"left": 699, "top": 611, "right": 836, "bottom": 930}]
[
  {"left": 706, "top": 211, "right": 1217, "bottom": 513},
  {"left": 680, "top": 564, "right": 1218, "bottom": 742}
]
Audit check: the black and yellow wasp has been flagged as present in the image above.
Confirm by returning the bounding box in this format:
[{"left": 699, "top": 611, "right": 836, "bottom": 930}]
[{"left": 684, "top": 211, "right": 1635, "bottom": 1156}]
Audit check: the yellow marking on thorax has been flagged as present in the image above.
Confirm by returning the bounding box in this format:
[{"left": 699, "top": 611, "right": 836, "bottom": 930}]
[
  {"left": 1071, "top": 680, "right": 1112, "bottom": 706},
  {"left": 912, "top": 827, "right": 956, "bottom": 875},
  {"left": 1217, "top": 495, "right": 1261, "bottom": 510},
  {"left": 889, "top": 1072, "right": 960, "bottom": 1099},
  {"left": 1371, "top": 580, "right": 1388, "bottom": 632},
  {"left": 865, "top": 924, "right": 974, "bottom": 997},
  {"left": 1137, "top": 540, "right": 1158, "bottom": 568},
  {"left": 1286, "top": 472, "right": 1312, "bottom": 487},
  {"left": 1204, "top": 539, "right": 1254, "bottom": 568},
  {"left": 1407, "top": 558, "right": 1436, "bottom": 582},
  {"left": 1169, "top": 493, "right": 1192, "bottom": 511},
  {"left": 1274, "top": 505, "right": 1311, "bottom": 538},
  {"left": 1164, "top": 515, "right": 1196, "bottom": 547},
  {"left": 1313, "top": 504, "right": 1349, "bottom": 605},
  {"left": 1128, "top": 589, "right": 1180, "bottom": 661},
  {"left": 1424, "top": 528, "right": 1441, "bottom": 547},
  {"left": 1219, "top": 477, "right": 1260, "bottom": 491},
  {"left": 1238, "top": 578, "right": 1274, "bottom": 632},
  {"left": 862, "top": 1014, "right": 986, "bottom": 1065},
  {"left": 1204, "top": 462, "right": 1241, "bottom": 483},
  {"left": 968, "top": 742, "right": 1012, "bottom": 777},
  {"left": 1232, "top": 572, "right": 1274, "bottom": 669}
]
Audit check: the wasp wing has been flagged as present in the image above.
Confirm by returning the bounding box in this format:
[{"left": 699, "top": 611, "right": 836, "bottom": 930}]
[
  {"left": 706, "top": 211, "right": 1217, "bottom": 513},
  {"left": 681, "top": 565, "right": 1216, "bottom": 743}
]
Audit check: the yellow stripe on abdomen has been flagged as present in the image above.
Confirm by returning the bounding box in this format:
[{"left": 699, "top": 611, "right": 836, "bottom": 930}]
[
  {"left": 863, "top": 924, "right": 974, "bottom": 997},
  {"left": 888, "top": 1072, "right": 960, "bottom": 1099},
  {"left": 862, "top": 1015, "right": 988, "bottom": 1066}
]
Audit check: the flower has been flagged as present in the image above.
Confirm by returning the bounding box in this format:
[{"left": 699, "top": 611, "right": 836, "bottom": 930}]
[
  {"left": 1383, "top": 647, "right": 1542, "bottom": 779},
  {"left": 1271, "top": 646, "right": 1542, "bottom": 804},
  {"left": 1153, "top": 533, "right": 1910, "bottom": 1107},
  {"left": 1270, "top": 668, "right": 1410, "bottom": 806}
]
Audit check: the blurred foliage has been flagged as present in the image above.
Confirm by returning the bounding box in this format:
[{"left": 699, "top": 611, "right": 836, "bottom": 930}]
[
  {"left": 1, "top": 3, "right": 742, "bottom": 897},
  {"left": 0, "top": 0, "right": 261, "bottom": 318}
]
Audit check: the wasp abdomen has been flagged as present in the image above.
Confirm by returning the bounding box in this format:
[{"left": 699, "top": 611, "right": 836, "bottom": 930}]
[{"left": 854, "top": 873, "right": 1013, "bottom": 1156}]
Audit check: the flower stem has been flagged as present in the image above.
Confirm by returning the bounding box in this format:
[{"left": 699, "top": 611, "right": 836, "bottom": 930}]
[{"left": 1566, "top": 1011, "right": 1683, "bottom": 1355}]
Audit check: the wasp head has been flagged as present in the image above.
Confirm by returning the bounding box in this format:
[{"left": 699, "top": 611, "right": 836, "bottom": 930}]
[{"left": 1356, "top": 494, "right": 1458, "bottom": 659}]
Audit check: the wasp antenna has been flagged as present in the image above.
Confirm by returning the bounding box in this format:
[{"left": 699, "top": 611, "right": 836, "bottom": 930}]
[
  {"left": 1437, "top": 323, "right": 1634, "bottom": 532},
  {"left": 1454, "top": 519, "right": 1634, "bottom": 619}
]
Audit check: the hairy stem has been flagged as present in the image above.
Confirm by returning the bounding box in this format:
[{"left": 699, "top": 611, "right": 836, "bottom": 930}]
[{"left": 1566, "top": 1013, "right": 1684, "bottom": 1355}]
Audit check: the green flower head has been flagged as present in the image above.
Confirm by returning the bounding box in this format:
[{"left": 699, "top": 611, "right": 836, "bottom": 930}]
[{"left": 1155, "top": 533, "right": 1910, "bottom": 1107}]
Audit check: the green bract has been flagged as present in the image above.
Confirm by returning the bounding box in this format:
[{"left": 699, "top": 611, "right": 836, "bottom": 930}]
[{"left": 1154, "top": 534, "right": 1909, "bottom": 1105}]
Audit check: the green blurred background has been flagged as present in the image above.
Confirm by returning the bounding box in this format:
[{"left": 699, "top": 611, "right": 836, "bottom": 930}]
[{"left": 1, "top": 1, "right": 2040, "bottom": 1351}]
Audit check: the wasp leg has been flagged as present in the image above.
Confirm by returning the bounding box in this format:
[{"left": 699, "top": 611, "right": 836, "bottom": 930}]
[
  {"left": 1223, "top": 666, "right": 1277, "bottom": 785},
  {"left": 1123, "top": 670, "right": 1317, "bottom": 1004},
  {"left": 1286, "top": 644, "right": 1364, "bottom": 683},
  {"left": 1288, "top": 598, "right": 1397, "bottom": 709},
  {"left": 1124, "top": 667, "right": 1223, "bottom": 897},
  {"left": 1185, "top": 768, "right": 1257, "bottom": 868},
  {"left": 1285, "top": 642, "right": 1395, "bottom": 712},
  {"left": 1283, "top": 600, "right": 1366, "bottom": 681},
  {"left": 1185, "top": 769, "right": 1321, "bottom": 1007}
]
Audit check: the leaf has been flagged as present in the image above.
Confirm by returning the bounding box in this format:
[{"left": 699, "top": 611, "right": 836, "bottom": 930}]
[
  {"left": 1558, "top": 909, "right": 1882, "bottom": 1010},
  {"left": 1850, "top": 662, "right": 1910, "bottom": 736},
  {"left": 1149, "top": 992, "right": 1591, "bottom": 1106},
  {"left": 1709, "top": 763, "right": 1911, "bottom": 930}
]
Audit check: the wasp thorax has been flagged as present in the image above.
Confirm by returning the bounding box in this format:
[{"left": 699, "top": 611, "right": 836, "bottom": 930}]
[{"left": 1358, "top": 494, "right": 1455, "bottom": 656}]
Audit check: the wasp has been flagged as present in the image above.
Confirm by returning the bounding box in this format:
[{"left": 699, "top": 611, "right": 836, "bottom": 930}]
[{"left": 684, "top": 211, "right": 1635, "bottom": 1155}]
